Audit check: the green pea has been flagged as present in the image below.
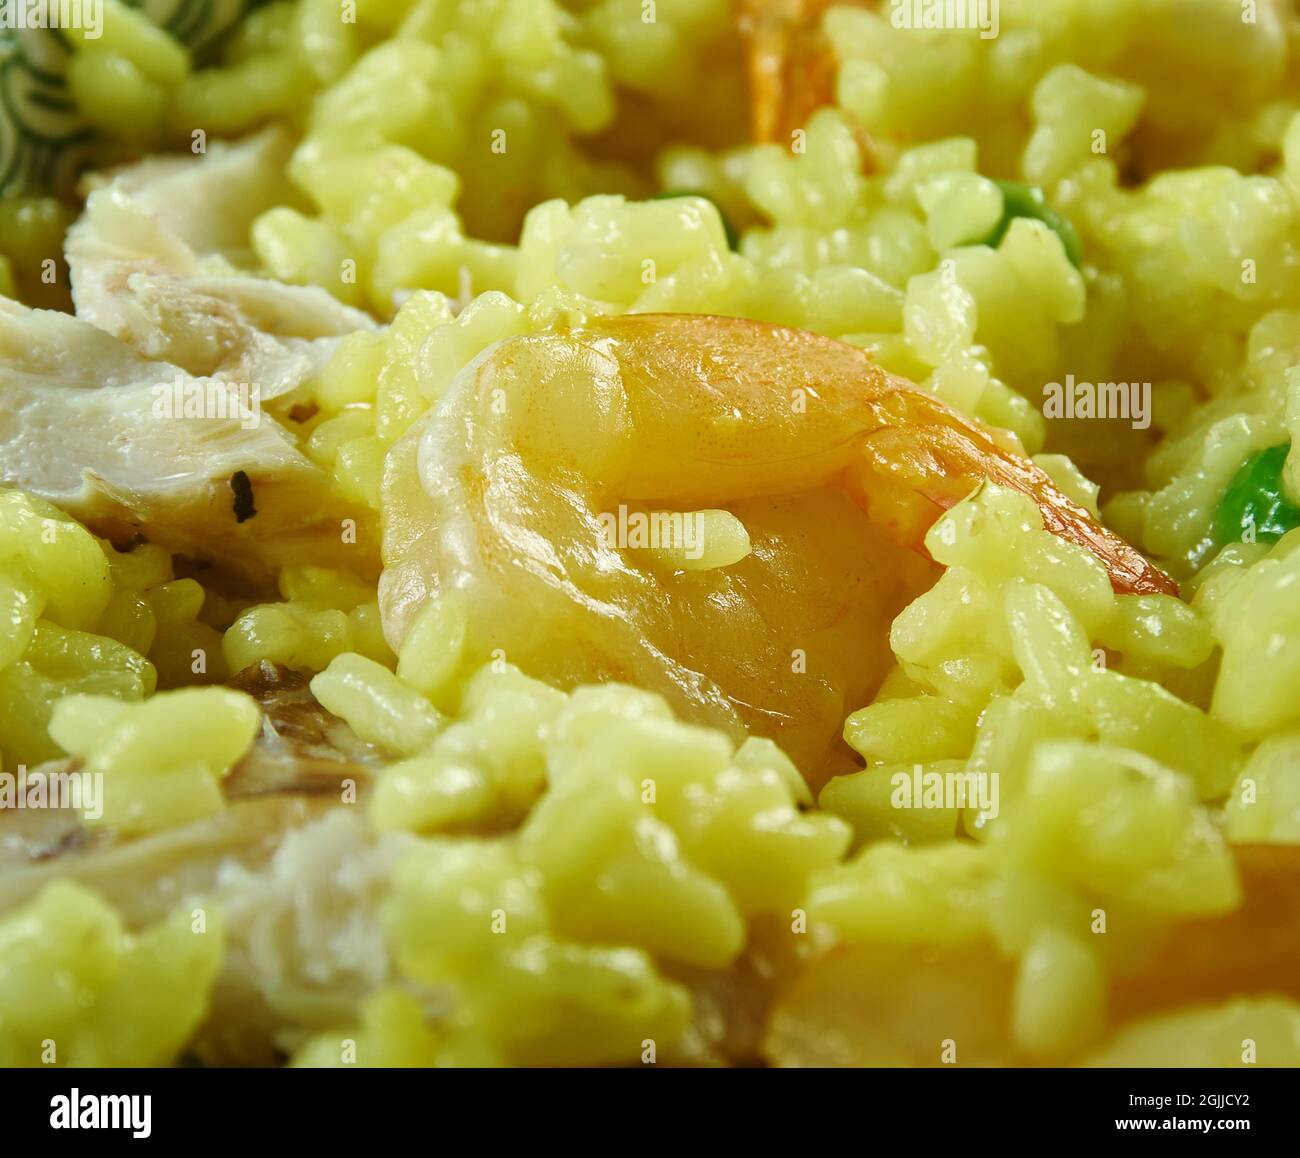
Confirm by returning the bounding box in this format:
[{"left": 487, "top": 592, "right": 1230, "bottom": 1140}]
[
  {"left": 981, "top": 180, "right": 1084, "bottom": 270},
  {"left": 651, "top": 190, "right": 740, "bottom": 251},
  {"left": 1213, "top": 442, "right": 1300, "bottom": 546}
]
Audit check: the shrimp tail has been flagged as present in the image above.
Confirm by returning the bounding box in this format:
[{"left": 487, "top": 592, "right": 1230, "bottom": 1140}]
[
  {"left": 740, "top": 0, "right": 878, "bottom": 164},
  {"left": 617, "top": 313, "right": 1177, "bottom": 598},
  {"left": 850, "top": 385, "right": 1179, "bottom": 597}
]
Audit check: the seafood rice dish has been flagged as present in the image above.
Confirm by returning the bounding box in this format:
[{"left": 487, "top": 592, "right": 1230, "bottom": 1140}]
[{"left": 0, "top": 0, "right": 1298, "bottom": 1068}]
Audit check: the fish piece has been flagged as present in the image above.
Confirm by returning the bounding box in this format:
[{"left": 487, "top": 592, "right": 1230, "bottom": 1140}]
[
  {"left": 0, "top": 298, "right": 377, "bottom": 585},
  {"left": 196, "top": 807, "right": 410, "bottom": 1065},
  {"left": 0, "top": 797, "right": 404, "bottom": 1065},
  {"left": 0, "top": 792, "right": 331, "bottom": 920},
  {"left": 0, "top": 663, "right": 376, "bottom": 884},
  {"left": 223, "top": 661, "right": 383, "bottom": 798},
  {"left": 381, "top": 313, "right": 1173, "bottom": 775},
  {"left": 0, "top": 130, "right": 382, "bottom": 584},
  {"left": 0, "top": 676, "right": 392, "bottom": 1066},
  {"left": 65, "top": 128, "right": 375, "bottom": 385}
]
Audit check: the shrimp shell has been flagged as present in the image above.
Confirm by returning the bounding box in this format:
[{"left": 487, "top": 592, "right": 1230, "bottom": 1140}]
[
  {"left": 381, "top": 312, "right": 1174, "bottom": 776},
  {"left": 740, "top": 0, "right": 873, "bottom": 147},
  {"left": 582, "top": 314, "right": 1175, "bottom": 597}
]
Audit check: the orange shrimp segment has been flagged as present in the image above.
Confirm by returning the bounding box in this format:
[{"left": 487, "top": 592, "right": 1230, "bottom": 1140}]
[
  {"left": 595, "top": 314, "right": 1175, "bottom": 597},
  {"left": 740, "top": 0, "right": 870, "bottom": 145},
  {"left": 381, "top": 312, "right": 1174, "bottom": 777},
  {"left": 1111, "top": 844, "right": 1300, "bottom": 1018},
  {"left": 765, "top": 845, "right": 1300, "bottom": 1066},
  {"left": 847, "top": 383, "right": 1179, "bottom": 598}
]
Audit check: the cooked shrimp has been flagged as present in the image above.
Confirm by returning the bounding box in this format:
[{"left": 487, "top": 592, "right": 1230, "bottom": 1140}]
[
  {"left": 765, "top": 844, "right": 1300, "bottom": 1066},
  {"left": 1110, "top": 843, "right": 1300, "bottom": 1019},
  {"left": 381, "top": 313, "right": 1173, "bottom": 775},
  {"left": 740, "top": 0, "right": 867, "bottom": 145}
]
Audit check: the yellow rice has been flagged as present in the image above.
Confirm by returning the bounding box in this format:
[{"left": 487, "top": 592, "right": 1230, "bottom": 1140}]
[{"left": 1, "top": 0, "right": 1299, "bottom": 1067}]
